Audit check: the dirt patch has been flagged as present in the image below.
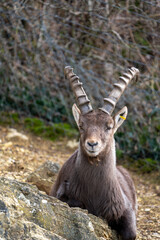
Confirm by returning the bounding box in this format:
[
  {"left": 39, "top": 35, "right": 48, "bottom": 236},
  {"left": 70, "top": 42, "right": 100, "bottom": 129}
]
[{"left": 0, "top": 126, "right": 159, "bottom": 239}]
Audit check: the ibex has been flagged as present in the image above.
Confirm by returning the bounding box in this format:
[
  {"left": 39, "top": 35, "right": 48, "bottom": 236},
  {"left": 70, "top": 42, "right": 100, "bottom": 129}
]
[{"left": 50, "top": 66, "right": 139, "bottom": 240}]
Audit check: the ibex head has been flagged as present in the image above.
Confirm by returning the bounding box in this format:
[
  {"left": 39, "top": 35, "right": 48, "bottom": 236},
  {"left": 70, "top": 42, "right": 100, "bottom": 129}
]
[{"left": 65, "top": 66, "right": 139, "bottom": 159}]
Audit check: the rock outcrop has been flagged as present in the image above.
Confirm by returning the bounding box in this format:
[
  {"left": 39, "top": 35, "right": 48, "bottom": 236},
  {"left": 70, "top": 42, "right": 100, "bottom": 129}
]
[
  {"left": 0, "top": 177, "right": 117, "bottom": 240},
  {"left": 26, "top": 161, "right": 60, "bottom": 194}
]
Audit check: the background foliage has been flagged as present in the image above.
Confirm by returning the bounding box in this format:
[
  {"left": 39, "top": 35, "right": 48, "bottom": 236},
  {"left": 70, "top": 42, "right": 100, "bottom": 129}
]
[{"left": 0, "top": 0, "right": 159, "bottom": 170}]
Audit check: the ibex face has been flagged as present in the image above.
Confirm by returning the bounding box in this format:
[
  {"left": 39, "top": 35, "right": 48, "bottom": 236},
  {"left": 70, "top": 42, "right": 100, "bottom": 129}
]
[
  {"left": 73, "top": 106, "right": 127, "bottom": 158},
  {"left": 79, "top": 110, "right": 114, "bottom": 157}
]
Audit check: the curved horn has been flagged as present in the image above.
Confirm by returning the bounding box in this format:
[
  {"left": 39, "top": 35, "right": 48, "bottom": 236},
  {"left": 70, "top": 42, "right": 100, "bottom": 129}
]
[
  {"left": 65, "top": 66, "right": 93, "bottom": 114},
  {"left": 99, "top": 67, "right": 139, "bottom": 115}
]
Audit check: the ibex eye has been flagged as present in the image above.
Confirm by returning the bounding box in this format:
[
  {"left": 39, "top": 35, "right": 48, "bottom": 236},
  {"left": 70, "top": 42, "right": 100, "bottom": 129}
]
[
  {"left": 105, "top": 126, "right": 111, "bottom": 131},
  {"left": 79, "top": 125, "right": 84, "bottom": 131}
]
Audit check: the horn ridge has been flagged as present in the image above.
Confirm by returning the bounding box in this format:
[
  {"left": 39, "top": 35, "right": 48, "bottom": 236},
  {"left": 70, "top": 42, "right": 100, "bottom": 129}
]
[
  {"left": 64, "top": 66, "right": 93, "bottom": 114},
  {"left": 100, "top": 67, "right": 139, "bottom": 115}
]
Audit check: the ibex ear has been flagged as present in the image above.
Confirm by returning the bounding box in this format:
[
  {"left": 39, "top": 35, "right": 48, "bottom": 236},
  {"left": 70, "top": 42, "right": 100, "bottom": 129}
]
[
  {"left": 72, "top": 104, "right": 81, "bottom": 127},
  {"left": 113, "top": 106, "right": 128, "bottom": 133}
]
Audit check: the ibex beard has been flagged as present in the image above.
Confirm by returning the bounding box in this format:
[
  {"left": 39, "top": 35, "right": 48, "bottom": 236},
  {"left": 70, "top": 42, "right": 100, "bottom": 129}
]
[{"left": 50, "top": 66, "right": 139, "bottom": 240}]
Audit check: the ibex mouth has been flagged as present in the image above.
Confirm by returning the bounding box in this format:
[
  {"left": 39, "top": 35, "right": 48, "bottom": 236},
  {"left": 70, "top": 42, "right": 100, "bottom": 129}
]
[{"left": 85, "top": 149, "right": 99, "bottom": 157}]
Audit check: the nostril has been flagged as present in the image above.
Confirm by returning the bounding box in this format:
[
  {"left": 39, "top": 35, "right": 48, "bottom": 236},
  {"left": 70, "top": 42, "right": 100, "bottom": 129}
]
[
  {"left": 93, "top": 142, "right": 98, "bottom": 146},
  {"left": 87, "top": 142, "right": 92, "bottom": 147},
  {"left": 87, "top": 141, "right": 98, "bottom": 147}
]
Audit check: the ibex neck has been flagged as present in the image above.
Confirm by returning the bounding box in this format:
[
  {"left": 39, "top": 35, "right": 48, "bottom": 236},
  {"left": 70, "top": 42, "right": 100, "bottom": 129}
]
[
  {"left": 77, "top": 138, "right": 117, "bottom": 174},
  {"left": 73, "top": 139, "right": 125, "bottom": 218}
]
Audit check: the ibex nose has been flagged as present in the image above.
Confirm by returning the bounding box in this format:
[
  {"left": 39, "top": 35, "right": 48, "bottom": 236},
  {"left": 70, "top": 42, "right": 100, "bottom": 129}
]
[{"left": 87, "top": 141, "right": 98, "bottom": 148}]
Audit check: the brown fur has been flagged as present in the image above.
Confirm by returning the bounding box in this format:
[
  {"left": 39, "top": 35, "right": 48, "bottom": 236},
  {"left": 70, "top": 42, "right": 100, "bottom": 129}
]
[{"left": 50, "top": 109, "right": 137, "bottom": 240}]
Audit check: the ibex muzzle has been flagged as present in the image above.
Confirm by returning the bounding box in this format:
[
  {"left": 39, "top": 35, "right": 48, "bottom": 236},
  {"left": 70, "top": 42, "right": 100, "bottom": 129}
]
[{"left": 50, "top": 66, "right": 139, "bottom": 240}]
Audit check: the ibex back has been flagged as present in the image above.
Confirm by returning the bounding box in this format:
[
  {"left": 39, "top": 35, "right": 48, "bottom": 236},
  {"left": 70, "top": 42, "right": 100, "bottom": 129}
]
[{"left": 50, "top": 66, "right": 139, "bottom": 240}]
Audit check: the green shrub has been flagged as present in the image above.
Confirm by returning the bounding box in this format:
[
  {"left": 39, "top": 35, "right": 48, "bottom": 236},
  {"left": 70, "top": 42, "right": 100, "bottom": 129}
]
[{"left": 24, "top": 117, "right": 78, "bottom": 140}]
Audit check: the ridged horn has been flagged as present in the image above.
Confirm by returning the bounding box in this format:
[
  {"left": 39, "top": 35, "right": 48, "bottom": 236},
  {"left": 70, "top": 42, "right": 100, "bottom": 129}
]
[
  {"left": 99, "top": 67, "right": 139, "bottom": 115},
  {"left": 65, "top": 66, "right": 93, "bottom": 114}
]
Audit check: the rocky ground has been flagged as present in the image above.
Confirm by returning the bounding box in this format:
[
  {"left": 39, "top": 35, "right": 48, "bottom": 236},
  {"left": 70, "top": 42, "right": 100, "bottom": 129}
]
[{"left": 0, "top": 125, "right": 159, "bottom": 240}]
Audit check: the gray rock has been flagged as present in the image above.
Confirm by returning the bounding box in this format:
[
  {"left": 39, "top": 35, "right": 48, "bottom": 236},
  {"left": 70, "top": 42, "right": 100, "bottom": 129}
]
[
  {"left": 27, "top": 161, "right": 60, "bottom": 194},
  {"left": 0, "top": 177, "right": 117, "bottom": 240}
]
